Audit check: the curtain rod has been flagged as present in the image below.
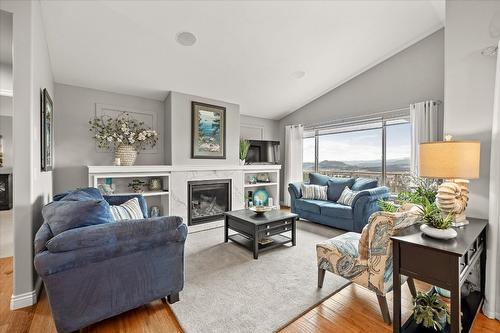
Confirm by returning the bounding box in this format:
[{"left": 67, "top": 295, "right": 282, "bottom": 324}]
[{"left": 303, "top": 106, "right": 411, "bottom": 130}]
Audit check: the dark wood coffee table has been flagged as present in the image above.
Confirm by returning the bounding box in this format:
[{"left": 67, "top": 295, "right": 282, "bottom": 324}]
[{"left": 224, "top": 209, "right": 298, "bottom": 259}]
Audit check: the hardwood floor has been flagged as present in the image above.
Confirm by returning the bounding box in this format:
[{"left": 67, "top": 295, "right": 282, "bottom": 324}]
[{"left": 1, "top": 255, "right": 499, "bottom": 332}]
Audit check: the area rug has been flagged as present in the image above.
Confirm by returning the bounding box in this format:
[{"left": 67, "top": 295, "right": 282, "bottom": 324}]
[{"left": 170, "top": 220, "right": 349, "bottom": 333}]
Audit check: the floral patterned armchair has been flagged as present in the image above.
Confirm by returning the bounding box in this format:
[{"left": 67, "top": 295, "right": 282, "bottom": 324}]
[{"left": 316, "top": 204, "right": 420, "bottom": 324}]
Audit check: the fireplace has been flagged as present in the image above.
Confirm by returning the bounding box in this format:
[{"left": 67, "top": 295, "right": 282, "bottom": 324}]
[{"left": 188, "top": 179, "right": 231, "bottom": 225}]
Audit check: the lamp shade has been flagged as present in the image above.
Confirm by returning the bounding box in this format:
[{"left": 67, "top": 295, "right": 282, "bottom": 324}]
[{"left": 419, "top": 141, "right": 480, "bottom": 179}]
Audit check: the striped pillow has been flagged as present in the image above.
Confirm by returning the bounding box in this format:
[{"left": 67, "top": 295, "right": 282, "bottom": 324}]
[
  {"left": 109, "top": 197, "right": 144, "bottom": 221},
  {"left": 301, "top": 184, "right": 328, "bottom": 200},
  {"left": 337, "top": 186, "right": 359, "bottom": 206}
]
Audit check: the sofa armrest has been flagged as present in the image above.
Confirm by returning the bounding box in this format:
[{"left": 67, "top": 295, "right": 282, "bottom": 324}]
[
  {"left": 351, "top": 186, "right": 390, "bottom": 233},
  {"left": 35, "top": 216, "right": 187, "bottom": 277},
  {"left": 104, "top": 194, "right": 148, "bottom": 218},
  {"left": 288, "top": 182, "right": 302, "bottom": 199}
]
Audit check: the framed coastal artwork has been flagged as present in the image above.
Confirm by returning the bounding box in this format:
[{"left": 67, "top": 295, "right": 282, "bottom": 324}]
[
  {"left": 191, "top": 101, "right": 226, "bottom": 159},
  {"left": 41, "top": 88, "right": 54, "bottom": 171}
]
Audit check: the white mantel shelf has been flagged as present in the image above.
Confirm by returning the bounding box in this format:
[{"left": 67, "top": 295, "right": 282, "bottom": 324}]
[{"left": 87, "top": 164, "right": 281, "bottom": 174}]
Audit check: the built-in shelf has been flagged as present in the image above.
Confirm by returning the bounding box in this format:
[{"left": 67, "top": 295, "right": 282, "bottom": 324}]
[
  {"left": 244, "top": 182, "right": 278, "bottom": 188},
  {"left": 106, "top": 191, "right": 169, "bottom": 197}
]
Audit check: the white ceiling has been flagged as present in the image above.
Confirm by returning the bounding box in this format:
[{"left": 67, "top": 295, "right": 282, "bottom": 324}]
[{"left": 40, "top": 0, "right": 444, "bottom": 120}]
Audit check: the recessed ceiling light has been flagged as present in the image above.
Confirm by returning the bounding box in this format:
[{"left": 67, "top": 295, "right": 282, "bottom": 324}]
[
  {"left": 176, "top": 31, "right": 197, "bottom": 46},
  {"left": 292, "top": 71, "right": 306, "bottom": 79}
]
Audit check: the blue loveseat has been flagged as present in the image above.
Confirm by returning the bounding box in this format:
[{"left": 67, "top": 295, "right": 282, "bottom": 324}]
[
  {"left": 34, "top": 188, "right": 187, "bottom": 333},
  {"left": 288, "top": 173, "right": 390, "bottom": 232}
]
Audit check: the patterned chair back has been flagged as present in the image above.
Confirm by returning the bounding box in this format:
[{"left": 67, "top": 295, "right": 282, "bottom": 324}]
[{"left": 362, "top": 204, "right": 420, "bottom": 294}]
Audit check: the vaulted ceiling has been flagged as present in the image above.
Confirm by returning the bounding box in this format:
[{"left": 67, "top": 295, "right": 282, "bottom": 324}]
[{"left": 40, "top": 0, "right": 444, "bottom": 119}]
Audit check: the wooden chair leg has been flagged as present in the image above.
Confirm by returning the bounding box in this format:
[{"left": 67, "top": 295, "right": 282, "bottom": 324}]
[
  {"left": 167, "top": 292, "right": 180, "bottom": 304},
  {"left": 407, "top": 277, "right": 417, "bottom": 298},
  {"left": 318, "top": 268, "right": 326, "bottom": 288},
  {"left": 376, "top": 294, "right": 391, "bottom": 325}
]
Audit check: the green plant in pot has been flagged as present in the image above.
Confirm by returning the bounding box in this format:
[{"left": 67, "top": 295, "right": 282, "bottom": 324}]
[
  {"left": 398, "top": 175, "right": 438, "bottom": 205},
  {"left": 417, "top": 197, "right": 456, "bottom": 240},
  {"left": 413, "top": 291, "right": 451, "bottom": 331},
  {"left": 239, "top": 139, "right": 250, "bottom": 166},
  {"left": 378, "top": 199, "right": 399, "bottom": 213}
]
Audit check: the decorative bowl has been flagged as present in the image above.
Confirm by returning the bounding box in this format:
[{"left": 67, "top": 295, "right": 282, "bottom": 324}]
[
  {"left": 250, "top": 206, "right": 273, "bottom": 215},
  {"left": 420, "top": 224, "right": 457, "bottom": 240}
]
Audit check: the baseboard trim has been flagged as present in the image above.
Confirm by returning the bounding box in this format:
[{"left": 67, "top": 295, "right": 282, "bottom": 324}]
[{"left": 10, "top": 277, "right": 42, "bottom": 310}]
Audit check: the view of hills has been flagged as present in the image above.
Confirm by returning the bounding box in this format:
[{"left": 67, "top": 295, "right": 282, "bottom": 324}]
[{"left": 303, "top": 158, "right": 410, "bottom": 173}]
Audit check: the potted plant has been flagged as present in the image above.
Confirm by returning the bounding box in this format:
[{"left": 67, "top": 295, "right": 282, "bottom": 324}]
[
  {"left": 413, "top": 291, "right": 451, "bottom": 331},
  {"left": 128, "top": 179, "right": 146, "bottom": 193},
  {"left": 89, "top": 113, "right": 158, "bottom": 166},
  {"left": 417, "top": 197, "right": 456, "bottom": 240},
  {"left": 239, "top": 139, "right": 250, "bottom": 166}
]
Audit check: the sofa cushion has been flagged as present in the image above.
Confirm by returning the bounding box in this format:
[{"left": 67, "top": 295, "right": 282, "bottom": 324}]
[
  {"left": 301, "top": 184, "right": 328, "bottom": 200},
  {"left": 327, "top": 178, "right": 355, "bottom": 201},
  {"left": 110, "top": 198, "right": 144, "bottom": 221},
  {"left": 338, "top": 187, "right": 359, "bottom": 206},
  {"left": 309, "top": 173, "right": 331, "bottom": 186},
  {"left": 42, "top": 199, "right": 113, "bottom": 236},
  {"left": 352, "top": 178, "right": 378, "bottom": 191},
  {"left": 320, "top": 202, "right": 353, "bottom": 219},
  {"left": 295, "top": 199, "right": 330, "bottom": 214},
  {"left": 56, "top": 188, "right": 104, "bottom": 202}
]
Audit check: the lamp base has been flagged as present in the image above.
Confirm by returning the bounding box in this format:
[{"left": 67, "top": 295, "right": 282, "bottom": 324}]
[
  {"left": 452, "top": 211, "right": 469, "bottom": 227},
  {"left": 437, "top": 179, "right": 470, "bottom": 227}
]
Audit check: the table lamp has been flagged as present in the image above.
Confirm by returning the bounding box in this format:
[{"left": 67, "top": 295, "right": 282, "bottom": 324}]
[{"left": 419, "top": 136, "right": 480, "bottom": 226}]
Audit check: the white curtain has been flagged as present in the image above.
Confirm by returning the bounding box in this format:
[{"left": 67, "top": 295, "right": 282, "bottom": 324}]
[
  {"left": 410, "top": 101, "right": 443, "bottom": 175},
  {"left": 283, "top": 125, "right": 304, "bottom": 207},
  {"left": 484, "top": 41, "right": 500, "bottom": 320}
]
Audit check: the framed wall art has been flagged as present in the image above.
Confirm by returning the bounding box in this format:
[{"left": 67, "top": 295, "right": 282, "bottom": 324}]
[
  {"left": 41, "top": 88, "right": 54, "bottom": 171},
  {"left": 191, "top": 101, "right": 226, "bottom": 159}
]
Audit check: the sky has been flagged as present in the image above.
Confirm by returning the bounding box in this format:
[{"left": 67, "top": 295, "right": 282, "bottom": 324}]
[{"left": 303, "top": 123, "right": 411, "bottom": 163}]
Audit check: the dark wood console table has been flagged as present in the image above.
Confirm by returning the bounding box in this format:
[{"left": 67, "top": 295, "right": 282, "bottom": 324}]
[{"left": 392, "top": 218, "right": 487, "bottom": 333}]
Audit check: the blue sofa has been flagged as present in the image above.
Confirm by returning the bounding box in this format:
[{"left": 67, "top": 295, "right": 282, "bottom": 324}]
[
  {"left": 34, "top": 188, "right": 187, "bottom": 333},
  {"left": 288, "top": 173, "right": 390, "bottom": 232}
]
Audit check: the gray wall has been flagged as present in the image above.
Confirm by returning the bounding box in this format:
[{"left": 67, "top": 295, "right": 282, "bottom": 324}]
[
  {"left": 169, "top": 91, "right": 240, "bottom": 166},
  {"left": 0, "top": 115, "right": 12, "bottom": 168},
  {"left": 240, "top": 115, "right": 280, "bottom": 141},
  {"left": 0, "top": 0, "right": 54, "bottom": 299},
  {"left": 444, "top": 0, "right": 500, "bottom": 219},
  {"left": 53, "top": 83, "right": 165, "bottom": 193},
  {"left": 278, "top": 29, "right": 444, "bottom": 200}
]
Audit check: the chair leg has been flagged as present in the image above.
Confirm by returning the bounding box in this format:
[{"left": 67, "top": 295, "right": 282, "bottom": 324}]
[
  {"left": 318, "top": 268, "right": 326, "bottom": 288},
  {"left": 167, "top": 292, "right": 180, "bottom": 304},
  {"left": 376, "top": 294, "right": 391, "bottom": 325},
  {"left": 407, "top": 277, "right": 417, "bottom": 298}
]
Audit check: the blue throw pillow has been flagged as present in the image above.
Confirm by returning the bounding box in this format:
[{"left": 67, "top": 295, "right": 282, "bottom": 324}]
[
  {"left": 42, "top": 199, "right": 113, "bottom": 236},
  {"left": 56, "top": 188, "right": 104, "bottom": 202},
  {"left": 327, "top": 178, "right": 355, "bottom": 201},
  {"left": 352, "top": 178, "right": 378, "bottom": 191},
  {"left": 308, "top": 173, "right": 331, "bottom": 186}
]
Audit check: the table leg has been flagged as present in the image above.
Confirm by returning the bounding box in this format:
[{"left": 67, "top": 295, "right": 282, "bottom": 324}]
[
  {"left": 291, "top": 218, "right": 297, "bottom": 246},
  {"left": 224, "top": 215, "right": 228, "bottom": 243},
  {"left": 253, "top": 229, "right": 259, "bottom": 260},
  {"left": 393, "top": 241, "right": 401, "bottom": 333},
  {"left": 450, "top": 257, "right": 461, "bottom": 333}
]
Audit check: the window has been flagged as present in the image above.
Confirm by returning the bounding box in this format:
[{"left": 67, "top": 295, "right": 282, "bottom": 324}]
[{"left": 302, "top": 114, "right": 411, "bottom": 193}]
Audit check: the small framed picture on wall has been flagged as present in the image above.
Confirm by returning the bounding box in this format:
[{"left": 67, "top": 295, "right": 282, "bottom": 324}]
[
  {"left": 41, "top": 88, "right": 54, "bottom": 171},
  {"left": 191, "top": 101, "right": 226, "bottom": 159}
]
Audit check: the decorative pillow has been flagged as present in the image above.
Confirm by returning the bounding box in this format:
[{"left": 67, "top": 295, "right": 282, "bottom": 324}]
[
  {"left": 109, "top": 197, "right": 144, "bottom": 221},
  {"left": 42, "top": 199, "right": 113, "bottom": 236},
  {"left": 54, "top": 187, "right": 104, "bottom": 202},
  {"left": 301, "top": 184, "right": 328, "bottom": 200},
  {"left": 308, "top": 173, "right": 331, "bottom": 186},
  {"left": 327, "top": 178, "right": 355, "bottom": 202},
  {"left": 337, "top": 186, "right": 359, "bottom": 206},
  {"left": 352, "top": 178, "right": 378, "bottom": 191}
]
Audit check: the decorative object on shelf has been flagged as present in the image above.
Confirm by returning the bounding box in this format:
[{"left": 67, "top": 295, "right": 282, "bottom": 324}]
[
  {"left": 268, "top": 197, "right": 274, "bottom": 207},
  {"left": 98, "top": 178, "right": 115, "bottom": 195},
  {"left": 253, "top": 188, "right": 269, "bottom": 206},
  {"left": 149, "top": 177, "right": 162, "bottom": 191},
  {"left": 89, "top": 112, "right": 158, "bottom": 166},
  {"left": 0, "top": 135, "right": 3, "bottom": 167},
  {"left": 256, "top": 173, "right": 270, "bottom": 183},
  {"left": 247, "top": 190, "right": 254, "bottom": 208},
  {"left": 128, "top": 179, "right": 146, "bottom": 193},
  {"left": 249, "top": 205, "right": 273, "bottom": 215},
  {"left": 419, "top": 136, "right": 480, "bottom": 226},
  {"left": 417, "top": 197, "right": 457, "bottom": 240},
  {"left": 41, "top": 88, "right": 54, "bottom": 171},
  {"left": 248, "top": 175, "right": 257, "bottom": 184},
  {"left": 113, "top": 157, "right": 121, "bottom": 166},
  {"left": 239, "top": 138, "right": 250, "bottom": 165},
  {"left": 191, "top": 101, "right": 226, "bottom": 159},
  {"left": 412, "top": 291, "right": 450, "bottom": 331},
  {"left": 150, "top": 206, "right": 161, "bottom": 217}
]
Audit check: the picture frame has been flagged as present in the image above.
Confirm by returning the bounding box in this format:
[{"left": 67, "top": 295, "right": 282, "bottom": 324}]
[
  {"left": 41, "top": 88, "right": 54, "bottom": 171},
  {"left": 191, "top": 101, "right": 226, "bottom": 159}
]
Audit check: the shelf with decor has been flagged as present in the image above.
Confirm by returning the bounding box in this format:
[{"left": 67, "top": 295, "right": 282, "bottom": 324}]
[
  {"left": 242, "top": 166, "right": 280, "bottom": 209},
  {"left": 88, "top": 166, "right": 171, "bottom": 217}
]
